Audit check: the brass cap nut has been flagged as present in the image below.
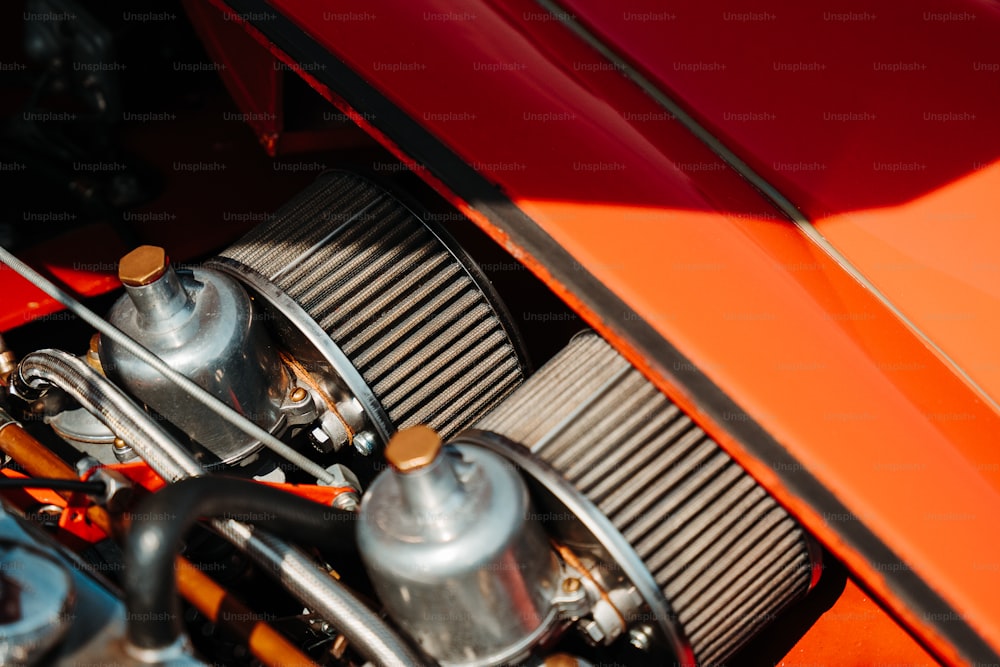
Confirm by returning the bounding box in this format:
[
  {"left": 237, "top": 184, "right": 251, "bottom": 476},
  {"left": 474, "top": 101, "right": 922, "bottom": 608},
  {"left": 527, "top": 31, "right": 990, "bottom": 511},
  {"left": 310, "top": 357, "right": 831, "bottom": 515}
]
[
  {"left": 385, "top": 425, "right": 442, "bottom": 473},
  {"left": 119, "top": 245, "right": 168, "bottom": 287}
]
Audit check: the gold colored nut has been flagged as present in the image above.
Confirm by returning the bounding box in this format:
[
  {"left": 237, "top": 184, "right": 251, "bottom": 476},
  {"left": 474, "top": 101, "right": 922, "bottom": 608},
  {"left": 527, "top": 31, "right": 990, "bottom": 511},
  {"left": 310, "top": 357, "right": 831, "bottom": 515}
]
[
  {"left": 543, "top": 655, "right": 580, "bottom": 667},
  {"left": 331, "top": 634, "right": 348, "bottom": 659},
  {"left": 86, "top": 333, "right": 104, "bottom": 375},
  {"left": 561, "top": 577, "right": 582, "bottom": 594},
  {"left": 119, "top": 245, "right": 168, "bottom": 287},
  {"left": 384, "top": 425, "right": 442, "bottom": 473},
  {"left": 0, "top": 350, "right": 15, "bottom": 382}
]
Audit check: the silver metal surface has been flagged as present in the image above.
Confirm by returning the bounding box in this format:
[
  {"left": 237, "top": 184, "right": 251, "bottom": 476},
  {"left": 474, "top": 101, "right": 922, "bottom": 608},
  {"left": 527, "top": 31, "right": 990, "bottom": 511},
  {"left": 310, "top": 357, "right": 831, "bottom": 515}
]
[
  {"left": 211, "top": 171, "right": 525, "bottom": 446},
  {"left": 100, "top": 265, "right": 289, "bottom": 465},
  {"left": 49, "top": 407, "right": 116, "bottom": 446},
  {"left": 459, "top": 430, "right": 690, "bottom": 664},
  {"left": 18, "top": 350, "right": 206, "bottom": 481},
  {"left": 215, "top": 521, "right": 425, "bottom": 667},
  {"left": 48, "top": 406, "right": 121, "bottom": 464},
  {"left": 113, "top": 437, "right": 139, "bottom": 463},
  {"left": 121, "top": 260, "right": 191, "bottom": 325},
  {"left": 0, "top": 244, "right": 337, "bottom": 486},
  {"left": 474, "top": 333, "right": 819, "bottom": 666},
  {"left": 0, "top": 539, "right": 75, "bottom": 665},
  {"left": 86, "top": 467, "right": 134, "bottom": 512},
  {"left": 209, "top": 256, "right": 393, "bottom": 448},
  {"left": 358, "top": 442, "right": 562, "bottom": 666},
  {"left": 15, "top": 349, "right": 423, "bottom": 666}
]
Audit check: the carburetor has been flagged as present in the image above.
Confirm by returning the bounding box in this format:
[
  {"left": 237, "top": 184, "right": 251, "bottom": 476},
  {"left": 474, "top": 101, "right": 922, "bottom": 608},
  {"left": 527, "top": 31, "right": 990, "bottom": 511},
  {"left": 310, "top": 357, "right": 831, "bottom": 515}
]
[
  {"left": 358, "top": 425, "right": 568, "bottom": 666},
  {"left": 0, "top": 171, "right": 822, "bottom": 667},
  {"left": 100, "top": 245, "right": 290, "bottom": 465},
  {"left": 359, "top": 333, "right": 821, "bottom": 666},
  {"left": 90, "top": 171, "right": 529, "bottom": 476}
]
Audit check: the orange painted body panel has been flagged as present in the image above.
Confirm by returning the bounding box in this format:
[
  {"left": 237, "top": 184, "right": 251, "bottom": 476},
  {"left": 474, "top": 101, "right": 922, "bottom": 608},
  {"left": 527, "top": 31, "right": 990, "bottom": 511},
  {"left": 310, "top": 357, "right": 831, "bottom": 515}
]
[
  {"left": 553, "top": 0, "right": 1000, "bottom": 410},
  {"left": 782, "top": 579, "right": 939, "bottom": 667},
  {"left": 815, "top": 164, "right": 1000, "bottom": 403},
  {"left": 516, "top": 197, "right": 1000, "bottom": 662}
]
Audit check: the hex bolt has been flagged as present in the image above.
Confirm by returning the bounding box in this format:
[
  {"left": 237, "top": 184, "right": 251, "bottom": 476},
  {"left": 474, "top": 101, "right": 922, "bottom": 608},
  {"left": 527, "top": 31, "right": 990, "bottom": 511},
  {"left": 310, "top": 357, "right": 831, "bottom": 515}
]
[
  {"left": 331, "top": 492, "right": 360, "bottom": 513},
  {"left": 352, "top": 430, "right": 377, "bottom": 457},
  {"left": 628, "top": 625, "right": 653, "bottom": 652},
  {"left": 118, "top": 245, "right": 168, "bottom": 287},
  {"left": 113, "top": 437, "right": 139, "bottom": 463},
  {"left": 88, "top": 468, "right": 135, "bottom": 513},
  {"left": 75, "top": 456, "right": 101, "bottom": 477},
  {"left": 310, "top": 426, "right": 331, "bottom": 446},
  {"left": 86, "top": 333, "right": 104, "bottom": 374},
  {"left": 383, "top": 426, "right": 439, "bottom": 471},
  {"left": 578, "top": 619, "right": 606, "bottom": 646}
]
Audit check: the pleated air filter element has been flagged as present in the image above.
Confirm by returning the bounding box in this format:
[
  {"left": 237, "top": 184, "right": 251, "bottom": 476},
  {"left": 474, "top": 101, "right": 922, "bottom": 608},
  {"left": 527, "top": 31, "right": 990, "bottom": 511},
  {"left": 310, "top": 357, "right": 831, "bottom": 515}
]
[
  {"left": 212, "top": 172, "right": 526, "bottom": 439},
  {"left": 475, "top": 333, "right": 819, "bottom": 666}
]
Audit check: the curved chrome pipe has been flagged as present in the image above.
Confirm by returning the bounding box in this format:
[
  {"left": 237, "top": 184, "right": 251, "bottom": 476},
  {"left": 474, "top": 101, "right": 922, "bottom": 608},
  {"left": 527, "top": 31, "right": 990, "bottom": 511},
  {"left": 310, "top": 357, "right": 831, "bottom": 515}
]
[
  {"left": 18, "top": 350, "right": 205, "bottom": 481},
  {"left": 16, "top": 349, "right": 424, "bottom": 667},
  {"left": 0, "top": 244, "right": 335, "bottom": 485}
]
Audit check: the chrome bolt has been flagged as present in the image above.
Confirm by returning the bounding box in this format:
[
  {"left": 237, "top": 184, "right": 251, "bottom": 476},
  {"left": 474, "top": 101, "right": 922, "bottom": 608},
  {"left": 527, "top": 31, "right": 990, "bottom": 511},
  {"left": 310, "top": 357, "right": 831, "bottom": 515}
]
[
  {"left": 75, "top": 456, "right": 101, "bottom": 477},
  {"left": 88, "top": 468, "right": 135, "bottom": 512},
  {"left": 310, "top": 426, "right": 331, "bottom": 446},
  {"left": 628, "top": 625, "right": 653, "bottom": 652},
  {"left": 112, "top": 438, "right": 138, "bottom": 463},
  {"left": 331, "top": 492, "right": 360, "bottom": 513},
  {"left": 352, "top": 430, "right": 377, "bottom": 456},
  {"left": 34, "top": 504, "right": 63, "bottom": 529},
  {"left": 578, "top": 619, "right": 605, "bottom": 646}
]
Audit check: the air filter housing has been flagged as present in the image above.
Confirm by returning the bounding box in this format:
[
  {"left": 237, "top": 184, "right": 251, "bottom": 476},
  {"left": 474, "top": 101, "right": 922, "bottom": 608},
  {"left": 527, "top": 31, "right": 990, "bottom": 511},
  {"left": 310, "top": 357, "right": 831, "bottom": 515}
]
[
  {"left": 474, "top": 332, "right": 820, "bottom": 666},
  {"left": 209, "top": 172, "right": 527, "bottom": 445}
]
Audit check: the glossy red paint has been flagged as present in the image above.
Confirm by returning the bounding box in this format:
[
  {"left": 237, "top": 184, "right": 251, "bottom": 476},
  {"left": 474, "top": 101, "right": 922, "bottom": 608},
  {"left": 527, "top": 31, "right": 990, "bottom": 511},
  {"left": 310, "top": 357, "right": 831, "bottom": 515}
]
[
  {"left": 0, "top": 223, "right": 127, "bottom": 333},
  {"left": 183, "top": 0, "right": 365, "bottom": 156},
  {"left": 555, "top": 0, "right": 1000, "bottom": 406},
  {"left": 183, "top": 0, "right": 282, "bottom": 154},
  {"left": 0, "top": 468, "right": 106, "bottom": 543},
  {"left": 242, "top": 0, "right": 1000, "bottom": 660},
  {"left": 0, "top": 0, "right": 992, "bottom": 661}
]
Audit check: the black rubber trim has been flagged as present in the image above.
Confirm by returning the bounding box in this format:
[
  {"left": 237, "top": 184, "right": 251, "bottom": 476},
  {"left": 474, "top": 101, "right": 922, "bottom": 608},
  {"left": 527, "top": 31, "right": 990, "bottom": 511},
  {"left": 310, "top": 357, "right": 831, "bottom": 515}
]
[{"left": 213, "top": 1, "right": 997, "bottom": 663}]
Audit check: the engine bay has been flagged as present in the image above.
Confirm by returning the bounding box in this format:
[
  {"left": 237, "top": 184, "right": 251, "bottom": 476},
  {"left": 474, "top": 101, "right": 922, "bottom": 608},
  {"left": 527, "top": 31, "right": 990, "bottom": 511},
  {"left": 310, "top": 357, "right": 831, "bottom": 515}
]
[
  {"left": 0, "top": 170, "right": 823, "bottom": 666},
  {"left": 0, "top": 2, "right": 950, "bottom": 665}
]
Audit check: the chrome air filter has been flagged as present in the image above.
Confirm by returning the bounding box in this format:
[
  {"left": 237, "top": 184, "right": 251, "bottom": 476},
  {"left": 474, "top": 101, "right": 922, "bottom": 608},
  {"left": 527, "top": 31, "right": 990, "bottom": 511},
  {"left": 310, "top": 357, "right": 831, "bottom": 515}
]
[
  {"left": 473, "top": 333, "right": 819, "bottom": 666},
  {"left": 209, "top": 172, "right": 527, "bottom": 445}
]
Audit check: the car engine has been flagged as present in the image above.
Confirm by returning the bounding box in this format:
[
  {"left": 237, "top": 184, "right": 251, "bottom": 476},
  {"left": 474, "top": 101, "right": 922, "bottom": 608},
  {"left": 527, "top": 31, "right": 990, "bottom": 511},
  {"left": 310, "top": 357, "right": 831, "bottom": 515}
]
[{"left": 0, "top": 171, "right": 823, "bottom": 666}]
